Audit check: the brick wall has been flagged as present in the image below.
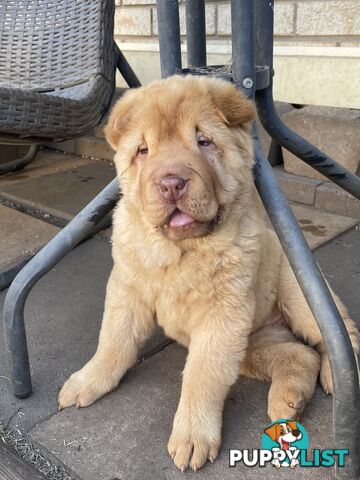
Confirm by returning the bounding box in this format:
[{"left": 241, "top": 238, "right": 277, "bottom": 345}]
[
  {"left": 114, "top": 1, "right": 360, "bottom": 46},
  {"left": 114, "top": 1, "right": 360, "bottom": 108}
]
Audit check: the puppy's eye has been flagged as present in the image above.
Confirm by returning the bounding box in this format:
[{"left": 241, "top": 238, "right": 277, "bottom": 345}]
[
  {"left": 197, "top": 134, "right": 212, "bottom": 147},
  {"left": 137, "top": 145, "right": 148, "bottom": 156}
]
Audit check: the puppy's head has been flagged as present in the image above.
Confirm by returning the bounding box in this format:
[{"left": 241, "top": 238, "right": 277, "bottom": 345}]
[{"left": 105, "top": 75, "right": 255, "bottom": 241}]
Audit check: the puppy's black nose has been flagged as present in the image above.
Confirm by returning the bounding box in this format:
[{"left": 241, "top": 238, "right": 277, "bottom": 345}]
[
  {"left": 292, "top": 429, "right": 301, "bottom": 437},
  {"left": 159, "top": 176, "right": 187, "bottom": 202}
]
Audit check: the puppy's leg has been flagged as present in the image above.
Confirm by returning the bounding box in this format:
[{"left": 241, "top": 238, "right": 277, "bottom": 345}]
[
  {"left": 168, "top": 312, "right": 251, "bottom": 472},
  {"left": 59, "top": 267, "right": 154, "bottom": 409},
  {"left": 278, "top": 257, "right": 360, "bottom": 395},
  {"left": 240, "top": 323, "right": 320, "bottom": 421}
]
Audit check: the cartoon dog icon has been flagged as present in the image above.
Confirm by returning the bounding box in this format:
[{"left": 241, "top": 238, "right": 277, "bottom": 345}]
[{"left": 264, "top": 421, "right": 302, "bottom": 468}]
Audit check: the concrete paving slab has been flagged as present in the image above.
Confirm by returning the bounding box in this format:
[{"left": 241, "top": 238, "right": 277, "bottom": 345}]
[
  {"left": 0, "top": 161, "right": 116, "bottom": 223},
  {"left": 315, "top": 181, "right": 360, "bottom": 218},
  {"left": 29, "top": 343, "right": 334, "bottom": 480},
  {"left": 95, "top": 226, "right": 112, "bottom": 243},
  {"left": 274, "top": 165, "right": 324, "bottom": 206},
  {"left": 315, "top": 225, "right": 360, "bottom": 324},
  {"left": 0, "top": 205, "right": 59, "bottom": 288},
  {"left": 290, "top": 203, "right": 358, "bottom": 249},
  {"left": 282, "top": 106, "right": 360, "bottom": 180},
  {"left": 0, "top": 238, "right": 168, "bottom": 433},
  {"left": 75, "top": 136, "right": 115, "bottom": 162},
  {"left": 0, "top": 150, "right": 94, "bottom": 186}
]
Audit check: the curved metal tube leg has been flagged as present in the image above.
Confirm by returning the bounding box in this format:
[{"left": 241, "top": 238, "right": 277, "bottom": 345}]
[
  {"left": 231, "top": 2, "right": 359, "bottom": 478},
  {"left": 115, "top": 45, "right": 141, "bottom": 88},
  {"left": 253, "top": 127, "right": 360, "bottom": 480},
  {"left": 3, "top": 179, "right": 119, "bottom": 398},
  {"left": 256, "top": 87, "right": 360, "bottom": 200},
  {"left": 253, "top": 0, "right": 360, "bottom": 201},
  {"left": 0, "top": 145, "right": 39, "bottom": 175},
  {"left": 267, "top": 138, "right": 283, "bottom": 166}
]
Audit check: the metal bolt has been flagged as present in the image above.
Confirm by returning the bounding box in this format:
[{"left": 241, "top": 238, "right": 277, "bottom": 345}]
[{"left": 242, "top": 77, "right": 254, "bottom": 89}]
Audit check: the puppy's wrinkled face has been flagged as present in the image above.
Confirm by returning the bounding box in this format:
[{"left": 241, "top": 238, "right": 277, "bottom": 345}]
[{"left": 105, "top": 75, "right": 255, "bottom": 240}]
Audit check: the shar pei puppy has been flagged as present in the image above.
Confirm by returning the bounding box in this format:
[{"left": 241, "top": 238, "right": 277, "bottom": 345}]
[{"left": 59, "top": 75, "right": 359, "bottom": 472}]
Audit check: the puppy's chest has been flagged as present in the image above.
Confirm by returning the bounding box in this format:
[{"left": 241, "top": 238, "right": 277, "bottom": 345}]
[{"left": 154, "top": 256, "right": 217, "bottom": 345}]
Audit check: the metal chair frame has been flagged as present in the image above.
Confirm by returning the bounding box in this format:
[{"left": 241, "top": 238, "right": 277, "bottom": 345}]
[
  {"left": 0, "top": 145, "right": 40, "bottom": 175},
  {"left": 3, "top": 1, "right": 360, "bottom": 478}
]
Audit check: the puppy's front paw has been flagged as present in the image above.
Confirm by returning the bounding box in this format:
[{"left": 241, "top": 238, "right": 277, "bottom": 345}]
[
  {"left": 167, "top": 409, "right": 221, "bottom": 472},
  {"left": 58, "top": 364, "right": 115, "bottom": 410},
  {"left": 168, "top": 431, "right": 220, "bottom": 472}
]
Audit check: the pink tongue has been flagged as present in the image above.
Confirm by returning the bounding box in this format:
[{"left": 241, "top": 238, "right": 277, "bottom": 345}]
[{"left": 169, "top": 210, "right": 195, "bottom": 227}]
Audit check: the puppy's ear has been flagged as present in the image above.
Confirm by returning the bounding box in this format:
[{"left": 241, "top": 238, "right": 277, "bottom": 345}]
[
  {"left": 210, "top": 80, "right": 255, "bottom": 127},
  {"left": 104, "top": 89, "right": 140, "bottom": 151},
  {"left": 264, "top": 424, "right": 278, "bottom": 441}
]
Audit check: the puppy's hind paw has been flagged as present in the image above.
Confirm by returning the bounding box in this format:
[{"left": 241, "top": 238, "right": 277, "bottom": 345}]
[
  {"left": 320, "top": 354, "right": 333, "bottom": 395},
  {"left": 268, "top": 384, "right": 307, "bottom": 422}
]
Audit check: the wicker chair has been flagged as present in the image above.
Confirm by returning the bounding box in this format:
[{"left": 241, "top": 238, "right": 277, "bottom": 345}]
[{"left": 0, "top": 0, "right": 116, "bottom": 174}]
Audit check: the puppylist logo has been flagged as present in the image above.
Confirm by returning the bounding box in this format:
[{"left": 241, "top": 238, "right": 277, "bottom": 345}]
[{"left": 229, "top": 419, "right": 349, "bottom": 469}]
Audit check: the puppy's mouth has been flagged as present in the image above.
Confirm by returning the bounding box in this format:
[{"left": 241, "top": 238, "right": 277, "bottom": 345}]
[
  {"left": 157, "top": 206, "right": 224, "bottom": 240},
  {"left": 168, "top": 208, "right": 195, "bottom": 228}
]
